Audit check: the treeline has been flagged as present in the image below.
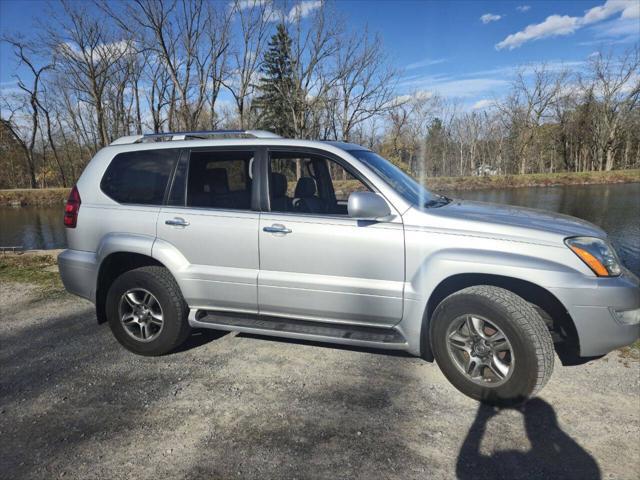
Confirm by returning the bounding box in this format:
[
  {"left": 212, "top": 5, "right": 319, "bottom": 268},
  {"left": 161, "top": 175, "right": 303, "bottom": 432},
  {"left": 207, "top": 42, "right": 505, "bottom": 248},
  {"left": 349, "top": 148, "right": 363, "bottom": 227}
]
[
  {"left": 0, "top": 0, "right": 638, "bottom": 189},
  {"left": 377, "top": 54, "right": 640, "bottom": 179}
]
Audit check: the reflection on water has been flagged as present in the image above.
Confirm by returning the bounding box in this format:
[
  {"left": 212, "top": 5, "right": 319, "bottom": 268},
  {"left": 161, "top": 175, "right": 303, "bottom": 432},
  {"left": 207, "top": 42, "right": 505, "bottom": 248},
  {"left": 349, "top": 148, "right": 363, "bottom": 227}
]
[
  {"left": 0, "top": 206, "right": 66, "bottom": 250},
  {"left": 1, "top": 183, "right": 638, "bottom": 275},
  {"left": 444, "top": 183, "right": 640, "bottom": 277}
]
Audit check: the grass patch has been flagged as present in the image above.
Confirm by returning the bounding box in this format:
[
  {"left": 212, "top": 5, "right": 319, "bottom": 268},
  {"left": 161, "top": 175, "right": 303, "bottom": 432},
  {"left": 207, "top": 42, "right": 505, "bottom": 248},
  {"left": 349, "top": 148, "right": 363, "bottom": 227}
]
[
  {"left": 0, "top": 188, "right": 70, "bottom": 207},
  {"left": 0, "top": 252, "right": 65, "bottom": 297},
  {"left": 618, "top": 339, "right": 640, "bottom": 361}
]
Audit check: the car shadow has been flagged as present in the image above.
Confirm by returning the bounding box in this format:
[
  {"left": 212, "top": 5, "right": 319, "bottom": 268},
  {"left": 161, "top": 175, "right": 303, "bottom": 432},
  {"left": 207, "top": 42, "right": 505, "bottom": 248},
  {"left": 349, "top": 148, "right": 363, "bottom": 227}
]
[
  {"left": 236, "top": 331, "right": 414, "bottom": 358},
  {"left": 456, "top": 398, "right": 601, "bottom": 480},
  {"left": 171, "top": 328, "right": 230, "bottom": 354}
]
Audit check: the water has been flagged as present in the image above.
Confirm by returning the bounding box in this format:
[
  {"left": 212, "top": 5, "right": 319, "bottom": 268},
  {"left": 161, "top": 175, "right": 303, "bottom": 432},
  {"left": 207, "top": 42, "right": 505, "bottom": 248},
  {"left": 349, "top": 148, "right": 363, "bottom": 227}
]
[
  {"left": 0, "top": 206, "right": 67, "bottom": 251},
  {"left": 1, "top": 183, "right": 638, "bottom": 275}
]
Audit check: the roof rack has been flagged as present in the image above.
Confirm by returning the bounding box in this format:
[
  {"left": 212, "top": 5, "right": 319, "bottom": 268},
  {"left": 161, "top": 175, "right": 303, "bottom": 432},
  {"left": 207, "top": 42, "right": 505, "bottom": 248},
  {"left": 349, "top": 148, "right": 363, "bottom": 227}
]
[{"left": 110, "top": 129, "right": 281, "bottom": 146}]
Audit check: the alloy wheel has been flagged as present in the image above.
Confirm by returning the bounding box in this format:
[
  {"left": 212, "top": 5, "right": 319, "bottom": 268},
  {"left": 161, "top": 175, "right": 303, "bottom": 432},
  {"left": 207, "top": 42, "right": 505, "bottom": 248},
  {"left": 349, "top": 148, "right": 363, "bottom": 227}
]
[
  {"left": 118, "top": 288, "right": 164, "bottom": 342},
  {"left": 445, "top": 314, "right": 515, "bottom": 387}
]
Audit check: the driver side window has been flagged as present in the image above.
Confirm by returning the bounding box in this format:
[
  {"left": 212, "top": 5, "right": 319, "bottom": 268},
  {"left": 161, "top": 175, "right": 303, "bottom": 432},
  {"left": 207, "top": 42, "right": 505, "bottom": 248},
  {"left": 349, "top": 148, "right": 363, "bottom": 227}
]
[{"left": 269, "top": 151, "right": 370, "bottom": 215}]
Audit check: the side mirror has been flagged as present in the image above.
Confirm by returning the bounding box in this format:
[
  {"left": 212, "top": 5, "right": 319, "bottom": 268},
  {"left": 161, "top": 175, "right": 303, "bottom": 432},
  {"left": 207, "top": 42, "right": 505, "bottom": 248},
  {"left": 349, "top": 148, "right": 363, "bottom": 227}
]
[{"left": 347, "top": 192, "right": 392, "bottom": 221}]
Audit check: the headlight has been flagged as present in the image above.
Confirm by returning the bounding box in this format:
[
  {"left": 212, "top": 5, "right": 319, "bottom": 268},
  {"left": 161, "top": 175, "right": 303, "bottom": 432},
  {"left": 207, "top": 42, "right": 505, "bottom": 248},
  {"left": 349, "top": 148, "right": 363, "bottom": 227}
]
[{"left": 565, "top": 236, "right": 622, "bottom": 277}]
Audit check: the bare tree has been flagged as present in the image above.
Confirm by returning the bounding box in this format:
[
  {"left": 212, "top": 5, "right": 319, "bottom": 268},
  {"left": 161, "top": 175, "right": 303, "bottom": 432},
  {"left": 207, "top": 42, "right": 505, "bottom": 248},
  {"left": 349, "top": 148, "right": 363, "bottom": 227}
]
[
  {"left": 331, "top": 31, "right": 397, "bottom": 141},
  {"left": 101, "top": 0, "right": 230, "bottom": 131},
  {"left": 500, "top": 65, "right": 568, "bottom": 174},
  {"left": 37, "top": 85, "right": 69, "bottom": 187},
  {"left": 287, "top": 3, "right": 338, "bottom": 138},
  {"left": 48, "top": 0, "right": 131, "bottom": 147},
  {"left": 0, "top": 38, "right": 52, "bottom": 188},
  {"left": 224, "top": 0, "right": 272, "bottom": 129},
  {"left": 583, "top": 49, "right": 640, "bottom": 171}
]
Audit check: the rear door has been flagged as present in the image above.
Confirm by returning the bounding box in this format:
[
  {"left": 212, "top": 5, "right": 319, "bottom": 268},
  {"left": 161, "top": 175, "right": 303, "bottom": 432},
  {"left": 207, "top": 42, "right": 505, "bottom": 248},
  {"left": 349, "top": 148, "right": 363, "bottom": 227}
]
[{"left": 156, "top": 148, "right": 260, "bottom": 313}]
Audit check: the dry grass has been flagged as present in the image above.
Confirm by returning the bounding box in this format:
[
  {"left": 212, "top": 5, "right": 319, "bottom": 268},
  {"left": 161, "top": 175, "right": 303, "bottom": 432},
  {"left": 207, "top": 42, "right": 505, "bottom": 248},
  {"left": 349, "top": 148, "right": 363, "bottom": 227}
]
[
  {"left": 0, "top": 188, "right": 70, "bottom": 207},
  {"left": 425, "top": 169, "right": 640, "bottom": 192},
  {"left": 0, "top": 251, "right": 65, "bottom": 297},
  {"left": 618, "top": 340, "right": 640, "bottom": 361}
]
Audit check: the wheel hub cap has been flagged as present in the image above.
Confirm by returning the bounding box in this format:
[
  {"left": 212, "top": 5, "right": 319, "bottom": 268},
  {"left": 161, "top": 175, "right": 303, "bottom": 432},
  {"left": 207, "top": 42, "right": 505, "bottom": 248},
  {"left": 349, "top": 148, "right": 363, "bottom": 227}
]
[
  {"left": 445, "top": 314, "right": 515, "bottom": 387},
  {"left": 472, "top": 341, "right": 491, "bottom": 357}
]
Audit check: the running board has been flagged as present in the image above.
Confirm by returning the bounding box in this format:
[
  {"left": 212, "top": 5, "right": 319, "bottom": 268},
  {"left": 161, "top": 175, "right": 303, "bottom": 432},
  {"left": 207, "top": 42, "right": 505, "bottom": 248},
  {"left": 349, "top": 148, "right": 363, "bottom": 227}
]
[{"left": 189, "top": 310, "right": 408, "bottom": 350}]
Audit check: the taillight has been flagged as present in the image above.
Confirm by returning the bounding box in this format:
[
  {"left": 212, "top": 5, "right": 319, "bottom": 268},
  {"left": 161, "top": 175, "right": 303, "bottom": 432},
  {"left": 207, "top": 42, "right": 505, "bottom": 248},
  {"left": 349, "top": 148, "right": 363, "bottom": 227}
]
[{"left": 64, "top": 185, "right": 81, "bottom": 228}]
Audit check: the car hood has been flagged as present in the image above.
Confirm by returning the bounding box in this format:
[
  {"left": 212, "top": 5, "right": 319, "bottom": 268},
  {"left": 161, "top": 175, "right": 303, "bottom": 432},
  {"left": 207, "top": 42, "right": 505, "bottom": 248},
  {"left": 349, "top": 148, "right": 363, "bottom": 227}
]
[{"left": 421, "top": 199, "right": 606, "bottom": 241}]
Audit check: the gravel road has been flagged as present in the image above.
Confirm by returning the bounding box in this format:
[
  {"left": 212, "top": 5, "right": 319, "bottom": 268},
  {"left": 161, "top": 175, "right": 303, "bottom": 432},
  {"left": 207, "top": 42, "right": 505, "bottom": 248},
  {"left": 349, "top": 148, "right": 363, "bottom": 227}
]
[{"left": 1, "top": 281, "right": 638, "bottom": 479}]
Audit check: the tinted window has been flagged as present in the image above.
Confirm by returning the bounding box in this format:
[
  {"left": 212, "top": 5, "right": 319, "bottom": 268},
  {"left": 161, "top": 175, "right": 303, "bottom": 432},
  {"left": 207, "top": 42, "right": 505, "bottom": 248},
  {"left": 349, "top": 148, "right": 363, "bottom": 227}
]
[
  {"left": 167, "top": 155, "right": 188, "bottom": 206},
  {"left": 187, "top": 151, "right": 253, "bottom": 210},
  {"left": 269, "top": 151, "right": 369, "bottom": 215},
  {"left": 101, "top": 149, "right": 179, "bottom": 205}
]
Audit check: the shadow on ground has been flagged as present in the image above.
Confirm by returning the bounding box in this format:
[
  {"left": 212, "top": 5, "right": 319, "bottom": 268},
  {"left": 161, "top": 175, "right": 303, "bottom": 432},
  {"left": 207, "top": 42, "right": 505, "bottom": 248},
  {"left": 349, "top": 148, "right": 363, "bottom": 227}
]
[{"left": 457, "top": 399, "right": 601, "bottom": 480}]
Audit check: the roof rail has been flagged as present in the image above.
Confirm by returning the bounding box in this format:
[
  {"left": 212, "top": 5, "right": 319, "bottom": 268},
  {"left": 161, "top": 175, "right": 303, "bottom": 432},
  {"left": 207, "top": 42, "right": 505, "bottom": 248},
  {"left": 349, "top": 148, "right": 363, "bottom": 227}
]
[{"left": 110, "top": 129, "right": 281, "bottom": 146}]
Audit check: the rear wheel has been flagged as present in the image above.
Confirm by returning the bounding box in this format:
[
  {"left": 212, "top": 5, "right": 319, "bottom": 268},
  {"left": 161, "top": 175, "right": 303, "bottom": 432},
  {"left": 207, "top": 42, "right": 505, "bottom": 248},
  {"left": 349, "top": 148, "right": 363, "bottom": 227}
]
[
  {"left": 431, "top": 286, "right": 554, "bottom": 405},
  {"left": 106, "top": 266, "right": 191, "bottom": 356}
]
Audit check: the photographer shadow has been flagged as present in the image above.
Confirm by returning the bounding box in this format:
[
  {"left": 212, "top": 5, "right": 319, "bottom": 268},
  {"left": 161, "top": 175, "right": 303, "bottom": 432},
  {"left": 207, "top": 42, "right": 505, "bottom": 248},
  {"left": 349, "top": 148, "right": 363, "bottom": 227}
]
[{"left": 456, "top": 398, "right": 601, "bottom": 480}]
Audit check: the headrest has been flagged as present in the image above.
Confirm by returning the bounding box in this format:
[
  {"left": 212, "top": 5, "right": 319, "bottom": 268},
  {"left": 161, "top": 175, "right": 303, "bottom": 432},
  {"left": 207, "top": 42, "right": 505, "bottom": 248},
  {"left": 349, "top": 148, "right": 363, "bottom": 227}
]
[
  {"left": 204, "top": 168, "right": 229, "bottom": 194},
  {"left": 294, "top": 177, "right": 317, "bottom": 198},
  {"left": 271, "top": 172, "right": 287, "bottom": 197}
]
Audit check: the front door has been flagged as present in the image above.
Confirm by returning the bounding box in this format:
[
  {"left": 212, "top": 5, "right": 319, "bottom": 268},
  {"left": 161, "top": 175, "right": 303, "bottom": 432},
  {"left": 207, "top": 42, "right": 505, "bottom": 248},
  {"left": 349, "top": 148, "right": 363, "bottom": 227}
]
[
  {"left": 258, "top": 149, "right": 405, "bottom": 326},
  {"left": 156, "top": 148, "right": 259, "bottom": 313}
]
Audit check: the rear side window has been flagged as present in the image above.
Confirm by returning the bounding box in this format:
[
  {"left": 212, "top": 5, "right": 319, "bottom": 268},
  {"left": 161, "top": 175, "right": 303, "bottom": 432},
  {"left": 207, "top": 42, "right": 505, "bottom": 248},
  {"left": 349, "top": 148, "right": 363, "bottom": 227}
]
[
  {"left": 101, "top": 150, "right": 179, "bottom": 205},
  {"left": 187, "top": 150, "right": 254, "bottom": 210}
]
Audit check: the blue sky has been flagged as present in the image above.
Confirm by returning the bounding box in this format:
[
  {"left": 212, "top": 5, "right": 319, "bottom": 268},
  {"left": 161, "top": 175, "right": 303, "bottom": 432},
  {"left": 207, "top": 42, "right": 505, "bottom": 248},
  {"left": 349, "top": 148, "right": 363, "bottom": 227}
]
[{"left": 1, "top": 0, "right": 639, "bottom": 108}]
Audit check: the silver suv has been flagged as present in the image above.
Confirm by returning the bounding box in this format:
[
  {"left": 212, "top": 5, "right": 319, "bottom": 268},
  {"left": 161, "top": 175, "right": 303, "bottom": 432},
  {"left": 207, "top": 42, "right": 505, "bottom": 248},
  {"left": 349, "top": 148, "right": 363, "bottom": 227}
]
[{"left": 59, "top": 130, "right": 640, "bottom": 405}]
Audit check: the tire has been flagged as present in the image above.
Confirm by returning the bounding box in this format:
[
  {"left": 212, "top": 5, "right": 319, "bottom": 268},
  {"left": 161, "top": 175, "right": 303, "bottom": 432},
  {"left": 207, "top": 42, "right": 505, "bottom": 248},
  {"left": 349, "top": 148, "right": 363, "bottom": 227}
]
[
  {"left": 431, "top": 286, "right": 554, "bottom": 406},
  {"left": 106, "top": 266, "right": 191, "bottom": 356}
]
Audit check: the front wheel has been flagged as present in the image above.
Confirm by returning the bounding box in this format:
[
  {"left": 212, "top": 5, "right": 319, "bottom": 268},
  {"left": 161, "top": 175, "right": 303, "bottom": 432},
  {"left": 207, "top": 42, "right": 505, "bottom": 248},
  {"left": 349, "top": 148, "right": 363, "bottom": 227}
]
[
  {"left": 431, "top": 286, "right": 554, "bottom": 406},
  {"left": 106, "top": 266, "right": 191, "bottom": 356}
]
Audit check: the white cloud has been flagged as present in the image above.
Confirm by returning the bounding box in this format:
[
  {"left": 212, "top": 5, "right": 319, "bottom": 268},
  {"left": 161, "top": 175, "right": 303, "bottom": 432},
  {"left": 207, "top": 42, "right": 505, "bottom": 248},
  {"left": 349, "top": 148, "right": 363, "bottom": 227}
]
[
  {"left": 230, "top": 0, "right": 283, "bottom": 22},
  {"left": 516, "top": 5, "right": 531, "bottom": 13},
  {"left": 621, "top": 1, "right": 640, "bottom": 19},
  {"left": 480, "top": 13, "right": 502, "bottom": 24},
  {"left": 58, "top": 40, "right": 135, "bottom": 63},
  {"left": 582, "top": 0, "right": 637, "bottom": 24},
  {"left": 399, "top": 74, "right": 509, "bottom": 99},
  {"left": 496, "top": 0, "right": 639, "bottom": 50},
  {"left": 230, "top": 1, "right": 322, "bottom": 24},
  {"left": 232, "top": 0, "right": 269, "bottom": 11},
  {"left": 405, "top": 57, "right": 447, "bottom": 70},
  {"left": 472, "top": 99, "right": 493, "bottom": 110},
  {"left": 287, "top": 1, "right": 322, "bottom": 22},
  {"left": 388, "top": 90, "right": 434, "bottom": 107},
  {"left": 397, "top": 59, "right": 587, "bottom": 103},
  {"left": 593, "top": 16, "right": 640, "bottom": 38},
  {"left": 496, "top": 15, "right": 579, "bottom": 50}
]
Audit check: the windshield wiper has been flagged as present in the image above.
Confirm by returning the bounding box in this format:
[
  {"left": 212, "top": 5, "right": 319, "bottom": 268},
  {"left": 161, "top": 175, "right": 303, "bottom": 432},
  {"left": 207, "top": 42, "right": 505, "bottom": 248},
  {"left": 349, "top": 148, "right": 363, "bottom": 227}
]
[{"left": 424, "top": 195, "right": 452, "bottom": 208}]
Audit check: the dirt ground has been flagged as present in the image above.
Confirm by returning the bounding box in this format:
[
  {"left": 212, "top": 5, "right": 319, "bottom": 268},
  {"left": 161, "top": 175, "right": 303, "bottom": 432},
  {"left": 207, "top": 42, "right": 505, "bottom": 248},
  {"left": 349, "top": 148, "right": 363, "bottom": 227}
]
[{"left": 1, "top": 281, "right": 639, "bottom": 480}]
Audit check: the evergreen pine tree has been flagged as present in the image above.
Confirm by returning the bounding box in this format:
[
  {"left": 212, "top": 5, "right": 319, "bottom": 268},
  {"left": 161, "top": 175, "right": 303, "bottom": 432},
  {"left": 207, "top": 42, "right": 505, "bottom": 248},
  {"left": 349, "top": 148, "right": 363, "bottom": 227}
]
[{"left": 253, "top": 23, "right": 298, "bottom": 137}]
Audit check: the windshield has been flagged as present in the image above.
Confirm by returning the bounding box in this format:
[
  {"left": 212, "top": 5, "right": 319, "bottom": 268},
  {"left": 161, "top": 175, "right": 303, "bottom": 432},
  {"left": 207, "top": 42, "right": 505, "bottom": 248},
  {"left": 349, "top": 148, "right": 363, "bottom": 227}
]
[{"left": 348, "top": 150, "right": 449, "bottom": 208}]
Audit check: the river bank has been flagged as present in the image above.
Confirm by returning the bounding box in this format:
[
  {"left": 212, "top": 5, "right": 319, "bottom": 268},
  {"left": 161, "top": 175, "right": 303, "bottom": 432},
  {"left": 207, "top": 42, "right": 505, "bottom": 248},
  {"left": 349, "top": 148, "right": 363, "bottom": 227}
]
[
  {"left": 427, "top": 168, "right": 640, "bottom": 191},
  {"left": 1, "top": 169, "right": 639, "bottom": 206}
]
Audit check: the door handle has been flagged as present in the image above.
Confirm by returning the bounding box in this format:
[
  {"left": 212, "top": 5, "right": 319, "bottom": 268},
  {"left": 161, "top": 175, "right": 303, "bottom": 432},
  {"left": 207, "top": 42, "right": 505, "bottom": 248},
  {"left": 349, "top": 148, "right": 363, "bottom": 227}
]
[
  {"left": 165, "top": 217, "right": 190, "bottom": 227},
  {"left": 263, "top": 224, "right": 292, "bottom": 234}
]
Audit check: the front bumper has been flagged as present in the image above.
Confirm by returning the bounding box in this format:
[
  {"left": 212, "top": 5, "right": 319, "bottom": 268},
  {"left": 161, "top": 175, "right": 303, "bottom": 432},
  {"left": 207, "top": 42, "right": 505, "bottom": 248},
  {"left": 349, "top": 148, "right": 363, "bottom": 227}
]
[
  {"left": 58, "top": 249, "right": 98, "bottom": 303},
  {"left": 550, "top": 269, "right": 640, "bottom": 357}
]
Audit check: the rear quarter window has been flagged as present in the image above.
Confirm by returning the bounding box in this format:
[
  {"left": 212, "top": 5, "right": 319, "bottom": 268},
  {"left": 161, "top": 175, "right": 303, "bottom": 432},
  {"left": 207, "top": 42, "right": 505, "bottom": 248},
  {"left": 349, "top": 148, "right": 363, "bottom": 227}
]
[{"left": 101, "top": 149, "right": 180, "bottom": 205}]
